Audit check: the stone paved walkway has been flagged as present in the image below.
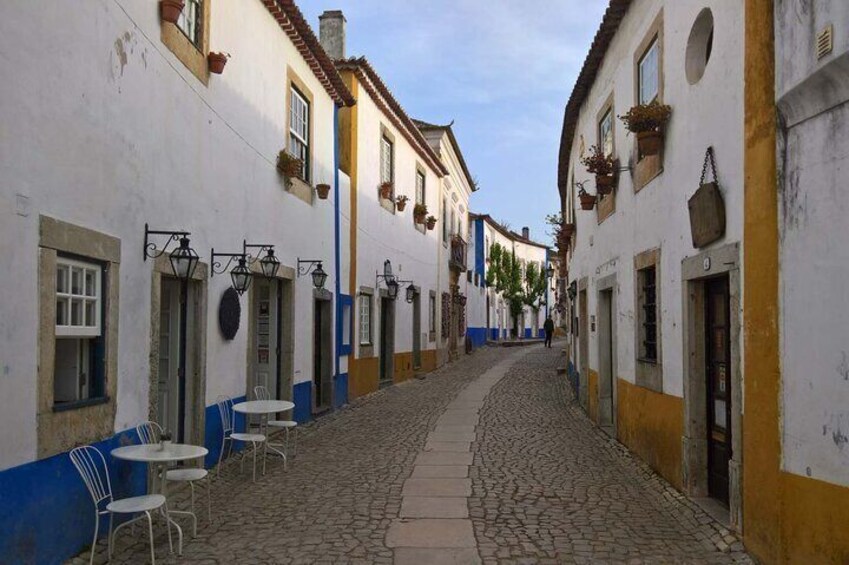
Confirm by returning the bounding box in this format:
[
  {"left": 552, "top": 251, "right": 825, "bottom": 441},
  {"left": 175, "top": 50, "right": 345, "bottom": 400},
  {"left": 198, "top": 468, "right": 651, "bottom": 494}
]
[{"left": 72, "top": 343, "right": 752, "bottom": 564}]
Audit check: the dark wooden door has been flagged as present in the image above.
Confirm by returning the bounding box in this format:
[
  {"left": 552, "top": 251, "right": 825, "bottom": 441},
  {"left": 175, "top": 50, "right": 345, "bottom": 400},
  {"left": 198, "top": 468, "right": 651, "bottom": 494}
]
[
  {"left": 313, "top": 299, "right": 323, "bottom": 408},
  {"left": 706, "top": 277, "right": 731, "bottom": 505}
]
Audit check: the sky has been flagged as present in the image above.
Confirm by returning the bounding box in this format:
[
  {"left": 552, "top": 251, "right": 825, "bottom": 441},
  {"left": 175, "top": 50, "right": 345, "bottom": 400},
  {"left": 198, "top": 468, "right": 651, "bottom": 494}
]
[{"left": 300, "top": 1, "right": 608, "bottom": 246}]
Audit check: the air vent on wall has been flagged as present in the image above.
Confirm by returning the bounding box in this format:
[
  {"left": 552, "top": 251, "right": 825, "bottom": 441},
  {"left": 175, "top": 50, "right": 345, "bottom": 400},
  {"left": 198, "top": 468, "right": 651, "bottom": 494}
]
[{"left": 816, "top": 24, "right": 833, "bottom": 60}]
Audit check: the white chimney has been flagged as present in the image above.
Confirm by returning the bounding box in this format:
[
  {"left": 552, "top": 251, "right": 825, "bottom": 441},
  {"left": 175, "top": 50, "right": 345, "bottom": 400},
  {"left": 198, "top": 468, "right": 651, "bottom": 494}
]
[
  {"left": 319, "top": 10, "right": 346, "bottom": 60},
  {"left": 522, "top": 227, "right": 530, "bottom": 240}
]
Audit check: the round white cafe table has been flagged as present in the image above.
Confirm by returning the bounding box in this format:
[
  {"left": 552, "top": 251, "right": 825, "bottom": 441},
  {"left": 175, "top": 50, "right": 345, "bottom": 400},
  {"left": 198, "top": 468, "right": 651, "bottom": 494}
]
[
  {"left": 112, "top": 443, "right": 208, "bottom": 555},
  {"left": 232, "top": 400, "right": 295, "bottom": 464}
]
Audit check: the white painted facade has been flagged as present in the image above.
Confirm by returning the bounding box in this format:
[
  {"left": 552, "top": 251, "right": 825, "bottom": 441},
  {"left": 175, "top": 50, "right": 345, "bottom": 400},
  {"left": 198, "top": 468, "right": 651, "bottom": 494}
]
[
  {"left": 564, "top": 0, "right": 745, "bottom": 401},
  {"left": 775, "top": 2, "right": 849, "bottom": 487},
  {"left": 0, "top": 0, "right": 346, "bottom": 470}
]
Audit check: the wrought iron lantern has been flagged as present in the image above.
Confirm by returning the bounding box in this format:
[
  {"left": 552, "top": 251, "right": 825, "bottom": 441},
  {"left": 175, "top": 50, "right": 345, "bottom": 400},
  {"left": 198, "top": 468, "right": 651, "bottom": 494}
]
[
  {"left": 376, "top": 260, "right": 403, "bottom": 301},
  {"left": 546, "top": 264, "right": 555, "bottom": 279},
  {"left": 386, "top": 278, "right": 399, "bottom": 300},
  {"left": 405, "top": 283, "right": 417, "bottom": 304},
  {"left": 229, "top": 257, "right": 252, "bottom": 295},
  {"left": 259, "top": 248, "right": 280, "bottom": 279},
  {"left": 298, "top": 259, "right": 327, "bottom": 290},
  {"left": 143, "top": 224, "right": 199, "bottom": 281}
]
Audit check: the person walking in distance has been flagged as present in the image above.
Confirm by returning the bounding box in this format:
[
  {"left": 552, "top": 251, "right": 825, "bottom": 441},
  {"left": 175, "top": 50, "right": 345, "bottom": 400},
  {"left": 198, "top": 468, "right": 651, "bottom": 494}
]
[{"left": 543, "top": 316, "right": 555, "bottom": 348}]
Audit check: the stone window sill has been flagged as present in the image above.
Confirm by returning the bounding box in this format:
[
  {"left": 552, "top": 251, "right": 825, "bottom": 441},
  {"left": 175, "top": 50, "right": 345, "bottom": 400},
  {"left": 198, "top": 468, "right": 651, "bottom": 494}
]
[{"left": 52, "top": 396, "right": 110, "bottom": 413}]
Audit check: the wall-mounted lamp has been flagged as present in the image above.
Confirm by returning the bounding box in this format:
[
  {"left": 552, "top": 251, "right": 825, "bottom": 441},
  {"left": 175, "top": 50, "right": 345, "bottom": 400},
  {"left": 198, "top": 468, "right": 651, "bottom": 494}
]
[
  {"left": 243, "top": 240, "right": 280, "bottom": 279},
  {"left": 298, "top": 259, "right": 327, "bottom": 290},
  {"left": 211, "top": 250, "right": 252, "bottom": 294},
  {"left": 405, "top": 283, "right": 418, "bottom": 304},
  {"left": 376, "top": 259, "right": 402, "bottom": 301},
  {"left": 567, "top": 281, "right": 577, "bottom": 301},
  {"left": 143, "top": 224, "right": 199, "bottom": 281},
  {"left": 546, "top": 265, "right": 555, "bottom": 279}
]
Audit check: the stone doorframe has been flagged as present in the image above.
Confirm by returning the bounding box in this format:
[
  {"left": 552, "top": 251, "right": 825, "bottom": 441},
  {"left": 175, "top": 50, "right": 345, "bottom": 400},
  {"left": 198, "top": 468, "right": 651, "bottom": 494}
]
[
  {"left": 577, "top": 276, "right": 589, "bottom": 409},
  {"left": 148, "top": 256, "right": 209, "bottom": 448},
  {"left": 378, "top": 288, "right": 396, "bottom": 383},
  {"left": 244, "top": 264, "right": 295, "bottom": 402},
  {"left": 596, "top": 273, "right": 618, "bottom": 435},
  {"left": 681, "top": 242, "right": 742, "bottom": 530},
  {"left": 313, "top": 288, "right": 334, "bottom": 413}
]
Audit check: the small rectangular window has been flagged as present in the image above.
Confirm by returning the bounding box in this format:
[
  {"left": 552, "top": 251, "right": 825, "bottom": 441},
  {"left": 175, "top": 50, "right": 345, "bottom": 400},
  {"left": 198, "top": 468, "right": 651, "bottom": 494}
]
[
  {"left": 177, "top": 0, "right": 203, "bottom": 48},
  {"left": 429, "top": 294, "right": 436, "bottom": 335},
  {"left": 599, "top": 108, "right": 614, "bottom": 158},
  {"left": 359, "top": 294, "right": 372, "bottom": 345},
  {"left": 380, "top": 136, "right": 394, "bottom": 185},
  {"left": 442, "top": 197, "right": 448, "bottom": 243},
  {"left": 289, "top": 87, "right": 310, "bottom": 182},
  {"left": 638, "top": 37, "right": 660, "bottom": 104},
  {"left": 416, "top": 171, "right": 425, "bottom": 205},
  {"left": 639, "top": 265, "right": 658, "bottom": 361},
  {"left": 341, "top": 302, "right": 351, "bottom": 348}
]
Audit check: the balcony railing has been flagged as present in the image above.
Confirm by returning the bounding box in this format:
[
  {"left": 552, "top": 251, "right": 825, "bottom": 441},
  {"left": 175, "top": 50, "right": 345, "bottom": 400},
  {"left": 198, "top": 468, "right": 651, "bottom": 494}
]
[{"left": 449, "top": 235, "right": 467, "bottom": 272}]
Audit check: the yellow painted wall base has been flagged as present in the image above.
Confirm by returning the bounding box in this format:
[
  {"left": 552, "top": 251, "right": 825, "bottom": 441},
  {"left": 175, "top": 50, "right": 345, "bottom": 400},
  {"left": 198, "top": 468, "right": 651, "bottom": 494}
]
[
  {"left": 588, "top": 369, "right": 599, "bottom": 423},
  {"left": 348, "top": 357, "right": 379, "bottom": 400},
  {"left": 616, "top": 378, "right": 683, "bottom": 490},
  {"left": 778, "top": 472, "right": 849, "bottom": 563}
]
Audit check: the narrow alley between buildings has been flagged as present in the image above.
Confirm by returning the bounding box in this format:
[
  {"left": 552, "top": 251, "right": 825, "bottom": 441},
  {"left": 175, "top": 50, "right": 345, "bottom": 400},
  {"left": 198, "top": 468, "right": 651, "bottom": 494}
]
[{"left": 78, "top": 344, "right": 751, "bottom": 564}]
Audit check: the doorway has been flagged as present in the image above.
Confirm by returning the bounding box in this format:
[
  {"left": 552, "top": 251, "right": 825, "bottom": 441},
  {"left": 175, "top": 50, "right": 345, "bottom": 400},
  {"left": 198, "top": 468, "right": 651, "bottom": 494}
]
[
  {"left": 157, "top": 277, "right": 197, "bottom": 443},
  {"left": 706, "top": 276, "right": 731, "bottom": 505},
  {"left": 379, "top": 296, "right": 395, "bottom": 386},
  {"left": 252, "top": 280, "right": 282, "bottom": 399},
  {"left": 597, "top": 281, "right": 616, "bottom": 436},
  {"left": 578, "top": 284, "right": 589, "bottom": 409},
  {"left": 412, "top": 290, "right": 421, "bottom": 370},
  {"left": 313, "top": 296, "right": 333, "bottom": 412}
]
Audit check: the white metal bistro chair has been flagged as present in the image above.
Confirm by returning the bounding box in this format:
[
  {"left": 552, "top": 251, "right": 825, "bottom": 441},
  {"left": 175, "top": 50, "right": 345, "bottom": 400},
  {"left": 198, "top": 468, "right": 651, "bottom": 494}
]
[
  {"left": 70, "top": 445, "right": 169, "bottom": 565},
  {"left": 216, "top": 396, "right": 266, "bottom": 482},
  {"left": 254, "top": 385, "right": 298, "bottom": 466},
  {"left": 135, "top": 421, "right": 212, "bottom": 535}
]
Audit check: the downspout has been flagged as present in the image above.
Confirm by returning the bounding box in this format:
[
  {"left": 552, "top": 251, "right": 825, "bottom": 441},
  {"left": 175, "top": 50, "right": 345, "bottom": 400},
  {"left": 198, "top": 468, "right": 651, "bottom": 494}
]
[
  {"left": 545, "top": 250, "right": 550, "bottom": 320},
  {"left": 333, "top": 104, "right": 342, "bottom": 407}
]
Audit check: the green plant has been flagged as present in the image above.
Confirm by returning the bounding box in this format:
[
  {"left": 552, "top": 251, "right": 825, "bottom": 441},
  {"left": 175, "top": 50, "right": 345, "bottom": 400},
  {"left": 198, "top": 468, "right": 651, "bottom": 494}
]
[
  {"left": 485, "top": 243, "right": 546, "bottom": 335},
  {"left": 618, "top": 100, "right": 672, "bottom": 133},
  {"left": 277, "top": 150, "right": 303, "bottom": 180},
  {"left": 581, "top": 145, "right": 614, "bottom": 176},
  {"left": 413, "top": 203, "right": 428, "bottom": 217},
  {"left": 426, "top": 215, "right": 437, "bottom": 230}
]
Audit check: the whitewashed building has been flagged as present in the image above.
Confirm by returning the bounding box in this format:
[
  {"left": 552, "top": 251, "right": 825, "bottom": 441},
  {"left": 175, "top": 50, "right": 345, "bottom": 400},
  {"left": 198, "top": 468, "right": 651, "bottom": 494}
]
[
  {"left": 0, "top": 0, "right": 354, "bottom": 561},
  {"left": 466, "top": 215, "right": 551, "bottom": 346}
]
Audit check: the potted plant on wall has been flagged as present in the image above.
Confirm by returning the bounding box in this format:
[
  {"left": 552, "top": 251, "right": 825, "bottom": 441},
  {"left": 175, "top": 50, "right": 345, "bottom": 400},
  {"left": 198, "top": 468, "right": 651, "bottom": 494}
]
[
  {"left": 379, "top": 181, "right": 393, "bottom": 200},
  {"left": 578, "top": 187, "right": 597, "bottom": 210},
  {"left": 426, "top": 215, "right": 438, "bottom": 231},
  {"left": 561, "top": 221, "right": 576, "bottom": 238},
  {"left": 618, "top": 100, "right": 672, "bottom": 157},
  {"left": 160, "top": 0, "right": 184, "bottom": 24},
  {"left": 315, "top": 183, "right": 331, "bottom": 200},
  {"left": 207, "top": 52, "right": 230, "bottom": 75},
  {"left": 277, "top": 150, "right": 303, "bottom": 187},
  {"left": 581, "top": 144, "right": 615, "bottom": 194},
  {"left": 395, "top": 195, "right": 409, "bottom": 212},
  {"left": 413, "top": 203, "right": 428, "bottom": 224}
]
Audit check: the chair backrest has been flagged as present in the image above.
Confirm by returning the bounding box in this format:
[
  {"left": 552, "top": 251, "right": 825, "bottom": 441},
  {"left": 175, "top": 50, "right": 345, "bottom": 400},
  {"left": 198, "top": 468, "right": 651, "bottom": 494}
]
[
  {"left": 254, "top": 385, "right": 271, "bottom": 401},
  {"left": 70, "top": 446, "right": 112, "bottom": 508},
  {"left": 136, "top": 421, "right": 163, "bottom": 445},
  {"left": 216, "top": 396, "right": 234, "bottom": 434}
]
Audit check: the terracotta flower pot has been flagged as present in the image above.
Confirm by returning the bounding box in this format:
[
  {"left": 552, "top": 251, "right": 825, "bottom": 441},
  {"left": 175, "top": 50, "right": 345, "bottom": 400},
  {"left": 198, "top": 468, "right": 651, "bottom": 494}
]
[
  {"left": 208, "top": 52, "right": 229, "bottom": 75},
  {"left": 396, "top": 199, "right": 408, "bottom": 212},
  {"left": 579, "top": 193, "right": 597, "bottom": 210},
  {"left": 316, "top": 184, "right": 331, "bottom": 200},
  {"left": 160, "top": 0, "right": 185, "bottom": 24},
  {"left": 561, "top": 223, "right": 576, "bottom": 238},
  {"left": 379, "top": 183, "right": 393, "bottom": 200},
  {"left": 426, "top": 218, "right": 437, "bottom": 231},
  {"left": 637, "top": 130, "right": 663, "bottom": 156},
  {"left": 596, "top": 174, "right": 614, "bottom": 195},
  {"left": 415, "top": 213, "right": 426, "bottom": 225}
]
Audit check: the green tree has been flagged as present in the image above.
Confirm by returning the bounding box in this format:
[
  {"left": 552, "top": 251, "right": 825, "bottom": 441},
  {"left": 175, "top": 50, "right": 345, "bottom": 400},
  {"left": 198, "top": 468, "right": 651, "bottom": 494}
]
[{"left": 487, "top": 242, "right": 543, "bottom": 337}]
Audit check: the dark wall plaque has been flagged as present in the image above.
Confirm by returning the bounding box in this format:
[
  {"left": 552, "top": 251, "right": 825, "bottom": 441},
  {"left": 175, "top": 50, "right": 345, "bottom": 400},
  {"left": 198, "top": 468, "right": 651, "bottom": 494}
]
[
  {"left": 218, "top": 287, "right": 241, "bottom": 340},
  {"left": 688, "top": 182, "right": 726, "bottom": 248}
]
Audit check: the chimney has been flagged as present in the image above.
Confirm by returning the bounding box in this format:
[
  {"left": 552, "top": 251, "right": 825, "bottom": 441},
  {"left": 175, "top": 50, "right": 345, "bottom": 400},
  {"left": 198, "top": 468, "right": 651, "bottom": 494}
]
[
  {"left": 522, "top": 227, "right": 530, "bottom": 240},
  {"left": 319, "top": 10, "right": 346, "bottom": 61}
]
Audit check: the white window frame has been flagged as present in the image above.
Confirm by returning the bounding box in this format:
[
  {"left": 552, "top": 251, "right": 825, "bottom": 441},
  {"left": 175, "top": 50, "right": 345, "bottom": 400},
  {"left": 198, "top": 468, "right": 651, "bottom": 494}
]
[
  {"left": 177, "top": 0, "right": 203, "bottom": 47},
  {"left": 415, "top": 171, "right": 425, "bottom": 205},
  {"left": 638, "top": 37, "right": 660, "bottom": 104},
  {"left": 289, "top": 86, "right": 310, "bottom": 182},
  {"left": 380, "top": 136, "right": 394, "bottom": 185},
  {"left": 600, "top": 108, "right": 614, "bottom": 158},
  {"left": 359, "top": 294, "right": 372, "bottom": 345},
  {"left": 55, "top": 257, "right": 102, "bottom": 338},
  {"left": 428, "top": 293, "right": 436, "bottom": 334}
]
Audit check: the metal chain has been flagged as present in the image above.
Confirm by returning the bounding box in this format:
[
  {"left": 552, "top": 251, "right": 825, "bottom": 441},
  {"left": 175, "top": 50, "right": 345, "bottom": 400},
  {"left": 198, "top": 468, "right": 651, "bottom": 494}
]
[{"left": 700, "top": 146, "right": 718, "bottom": 185}]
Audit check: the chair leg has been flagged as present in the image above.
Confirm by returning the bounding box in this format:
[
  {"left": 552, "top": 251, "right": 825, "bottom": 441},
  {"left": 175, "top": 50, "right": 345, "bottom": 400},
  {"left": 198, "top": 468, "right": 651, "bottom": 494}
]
[
  {"left": 262, "top": 441, "right": 267, "bottom": 476},
  {"left": 252, "top": 442, "right": 257, "bottom": 482},
  {"left": 217, "top": 436, "right": 226, "bottom": 477},
  {"left": 108, "top": 513, "right": 114, "bottom": 559},
  {"left": 89, "top": 512, "right": 99, "bottom": 565},
  {"left": 240, "top": 443, "right": 247, "bottom": 473},
  {"left": 162, "top": 505, "right": 173, "bottom": 554},
  {"left": 145, "top": 511, "right": 156, "bottom": 565},
  {"left": 207, "top": 477, "right": 212, "bottom": 522}
]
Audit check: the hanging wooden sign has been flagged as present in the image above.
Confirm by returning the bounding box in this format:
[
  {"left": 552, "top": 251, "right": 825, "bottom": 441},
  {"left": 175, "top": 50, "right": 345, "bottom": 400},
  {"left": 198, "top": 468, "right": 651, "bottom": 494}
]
[{"left": 688, "top": 147, "right": 726, "bottom": 248}]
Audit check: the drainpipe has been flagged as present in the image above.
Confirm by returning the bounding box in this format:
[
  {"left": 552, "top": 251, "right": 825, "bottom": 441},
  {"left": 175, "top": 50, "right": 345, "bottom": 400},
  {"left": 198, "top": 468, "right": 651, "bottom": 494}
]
[
  {"left": 333, "top": 104, "right": 342, "bottom": 408},
  {"left": 545, "top": 251, "right": 551, "bottom": 321}
]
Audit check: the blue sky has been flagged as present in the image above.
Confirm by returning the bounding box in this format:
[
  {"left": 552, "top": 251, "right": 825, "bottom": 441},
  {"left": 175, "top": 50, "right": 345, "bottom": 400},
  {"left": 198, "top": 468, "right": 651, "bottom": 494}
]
[{"left": 300, "top": 1, "right": 607, "bottom": 245}]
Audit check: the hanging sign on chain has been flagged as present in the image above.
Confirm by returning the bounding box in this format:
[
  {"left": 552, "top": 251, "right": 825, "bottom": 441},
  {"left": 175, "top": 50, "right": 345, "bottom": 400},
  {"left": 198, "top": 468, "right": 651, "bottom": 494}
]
[{"left": 687, "top": 146, "right": 726, "bottom": 248}]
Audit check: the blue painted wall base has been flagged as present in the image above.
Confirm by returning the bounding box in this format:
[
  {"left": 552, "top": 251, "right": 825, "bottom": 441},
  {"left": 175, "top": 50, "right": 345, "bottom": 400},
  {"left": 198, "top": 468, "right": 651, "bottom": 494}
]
[{"left": 466, "top": 328, "right": 487, "bottom": 349}]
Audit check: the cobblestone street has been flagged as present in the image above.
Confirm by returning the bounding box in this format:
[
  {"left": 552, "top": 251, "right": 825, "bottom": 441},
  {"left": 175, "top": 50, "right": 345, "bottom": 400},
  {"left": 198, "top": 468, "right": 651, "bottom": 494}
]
[{"left": 78, "top": 343, "right": 751, "bottom": 564}]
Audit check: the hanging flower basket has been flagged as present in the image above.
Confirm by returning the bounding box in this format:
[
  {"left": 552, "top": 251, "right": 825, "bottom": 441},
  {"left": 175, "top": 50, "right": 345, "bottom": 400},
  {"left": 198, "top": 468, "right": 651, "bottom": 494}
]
[
  {"left": 160, "top": 0, "right": 184, "bottom": 24},
  {"left": 207, "top": 52, "right": 230, "bottom": 75},
  {"left": 277, "top": 150, "right": 302, "bottom": 186},
  {"left": 379, "top": 182, "right": 393, "bottom": 200},
  {"left": 414, "top": 203, "right": 428, "bottom": 224},
  {"left": 561, "top": 222, "right": 576, "bottom": 238},
  {"left": 579, "top": 190, "right": 597, "bottom": 211},
  {"left": 596, "top": 174, "right": 614, "bottom": 195},
  {"left": 426, "top": 216, "right": 437, "bottom": 231},
  {"left": 618, "top": 101, "right": 671, "bottom": 157},
  {"left": 315, "top": 183, "right": 331, "bottom": 200},
  {"left": 395, "top": 195, "right": 409, "bottom": 211}
]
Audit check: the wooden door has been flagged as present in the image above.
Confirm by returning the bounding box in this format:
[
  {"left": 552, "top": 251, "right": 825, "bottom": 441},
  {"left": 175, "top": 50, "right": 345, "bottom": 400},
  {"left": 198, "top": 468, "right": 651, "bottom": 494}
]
[{"left": 706, "top": 276, "right": 732, "bottom": 505}]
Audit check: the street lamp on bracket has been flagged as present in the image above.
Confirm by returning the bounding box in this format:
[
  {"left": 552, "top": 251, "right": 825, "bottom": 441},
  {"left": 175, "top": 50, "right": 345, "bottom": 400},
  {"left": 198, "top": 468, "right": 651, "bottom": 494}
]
[
  {"left": 298, "top": 258, "right": 328, "bottom": 290},
  {"left": 143, "top": 224, "right": 200, "bottom": 281}
]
